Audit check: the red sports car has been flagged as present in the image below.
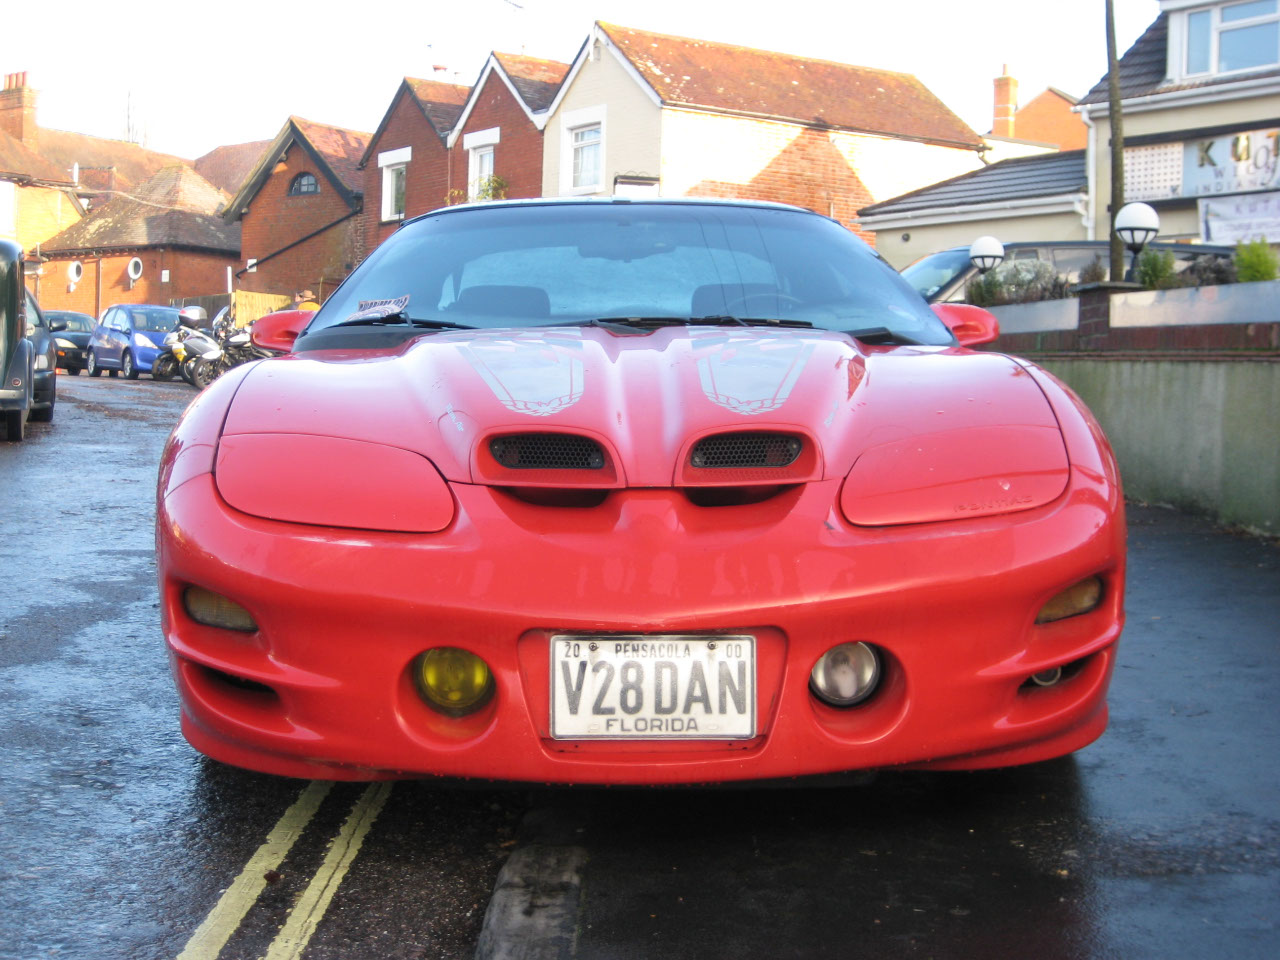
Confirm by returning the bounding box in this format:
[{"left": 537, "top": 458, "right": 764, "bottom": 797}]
[{"left": 156, "top": 199, "right": 1124, "bottom": 784}]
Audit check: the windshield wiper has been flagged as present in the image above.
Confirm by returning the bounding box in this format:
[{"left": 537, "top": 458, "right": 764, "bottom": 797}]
[
  {"left": 578, "top": 315, "right": 813, "bottom": 330},
  {"left": 324, "top": 314, "right": 475, "bottom": 331},
  {"left": 843, "top": 326, "right": 924, "bottom": 346}
]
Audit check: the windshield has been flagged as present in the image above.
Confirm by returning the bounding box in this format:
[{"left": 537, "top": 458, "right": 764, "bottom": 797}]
[
  {"left": 124, "top": 307, "right": 179, "bottom": 332},
  {"left": 305, "top": 203, "right": 952, "bottom": 346},
  {"left": 49, "top": 312, "right": 93, "bottom": 332},
  {"left": 900, "top": 248, "right": 974, "bottom": 300}
]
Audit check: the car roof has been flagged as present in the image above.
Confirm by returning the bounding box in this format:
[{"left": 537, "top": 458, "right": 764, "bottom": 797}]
[{"left": 404, "top": 195, "right": 818, "bottom": 228}]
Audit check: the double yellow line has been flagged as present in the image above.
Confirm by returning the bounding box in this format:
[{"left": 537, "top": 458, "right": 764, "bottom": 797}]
[{"left": 177, "top": 780, "right": 393, "bottom": 960}]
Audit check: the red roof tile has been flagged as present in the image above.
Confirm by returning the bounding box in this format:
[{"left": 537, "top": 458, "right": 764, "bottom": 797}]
[
  {"left": 0, "top": 129, "right": 72, "bottom": 184},
  {"left": 195, "top": 140, "right": 272, "bottom": 194},
  {"left": 599, "top": 22, "right": 982, "bottom": 149},
  {"left": 37, "top": 127, "right": 189, "bottom": 195},
  {"left": 405, "top": 78, "right": 471, "bottom": 135},
  {"left": 290, "top": 117, "right": 370, "bottom": 193},
  {"left": 493, "top": 53, "right": 570, "bottom": 112}
]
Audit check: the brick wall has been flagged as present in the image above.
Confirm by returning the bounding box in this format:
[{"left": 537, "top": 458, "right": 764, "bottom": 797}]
[
  {"left": 27, "top": 248, "right": 237, "bottom": 316},
  {"left": 448, "top": 71, "right": 545, "bottom": 202},
  {"left": 239, "top": 145, "right": 361, "bottom": 298},
  {"left": 363, "top": 88, "right": 453, "bottom": 252}
]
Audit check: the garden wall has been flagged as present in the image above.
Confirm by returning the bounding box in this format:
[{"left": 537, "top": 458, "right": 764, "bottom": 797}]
[{"left": 987, "top": 282, "right": 1280, "bottom": 534}]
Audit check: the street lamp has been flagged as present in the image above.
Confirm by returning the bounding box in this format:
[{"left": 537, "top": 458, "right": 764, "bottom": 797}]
[
  {"left": 969, "top": 235, "right": 1005, "bottom": 274},
  {"left": 1115, "top": 202, "right": 1160, "bottom": 282}
]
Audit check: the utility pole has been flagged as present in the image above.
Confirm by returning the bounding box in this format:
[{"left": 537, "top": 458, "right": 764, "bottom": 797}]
[{"left": 1107, "top": 0, "right": 1127, "bottom": 282}]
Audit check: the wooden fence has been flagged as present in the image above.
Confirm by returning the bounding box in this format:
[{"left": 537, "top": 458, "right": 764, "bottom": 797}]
[{"left": 170, "top": 291, "right": 292, "bottom": 327}]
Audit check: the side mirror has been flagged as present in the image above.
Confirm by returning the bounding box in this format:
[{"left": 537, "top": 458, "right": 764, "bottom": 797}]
[
  {"left": 48, "top": 318, "right": 67, "bottom": 333},
  {"left": 251, "top": 309, "right": 311, "bottom": 353},
  {"left": 932, "top": 303, "right": 1000, "bottom": 347}
]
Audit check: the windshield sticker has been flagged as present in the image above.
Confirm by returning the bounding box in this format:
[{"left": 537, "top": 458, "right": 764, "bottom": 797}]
[{"left": 345, "top": 295, "right": 410, "bottom": 323}]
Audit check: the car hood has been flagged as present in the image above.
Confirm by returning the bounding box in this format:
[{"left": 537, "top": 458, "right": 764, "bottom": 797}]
[{"left": 222, "top": 326, "right": 1066, "bottom": 493}]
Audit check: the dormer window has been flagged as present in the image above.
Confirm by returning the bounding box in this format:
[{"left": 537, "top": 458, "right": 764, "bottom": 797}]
[
  {"left": 1182, "top": 1, "right": 1280, "bottom": 77},
  {"left": 289, "top": 173, "right": 319, "bottom": 196}
]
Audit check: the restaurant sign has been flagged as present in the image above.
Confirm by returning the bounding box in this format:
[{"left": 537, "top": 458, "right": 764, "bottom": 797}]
[{"left": 1182, "top": 127, "right": 1280, "bottom": 197}]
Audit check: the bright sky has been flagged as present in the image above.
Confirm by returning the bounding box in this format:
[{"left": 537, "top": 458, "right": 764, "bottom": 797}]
[{"left": 6, "top": 0, "right": 1159, "bottom": 161}]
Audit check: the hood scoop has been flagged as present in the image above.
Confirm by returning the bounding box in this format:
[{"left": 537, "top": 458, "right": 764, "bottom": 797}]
[{"left": 490, "top": 433, "right": 605, "bottom": 470}]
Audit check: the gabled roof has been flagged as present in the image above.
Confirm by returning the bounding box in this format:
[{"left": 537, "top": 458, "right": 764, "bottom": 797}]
[
  {"left": 41, "top": 164, "right": 240, "bottom": 255},
  {"left": 492, "top": 53, "right": 570, "bottom": 112},
  {"left": 589, "top": 22, "right": 982, "bottom": 149},
  {"left": 360, "top": 78, "right": 472, "bottom": 166},
  {"left": 445, "top": 52, "right": 571, "bottom": 147},
  {"left": 37, "top": 127, "right": 189, "bottom": 196},
  {"left": 858, "top": 150, "right": 1088, "bottom": 218},
  {"left": 1079, "top": 12, "right": 1280, "bottom": 106},
  {"left": 195, "top": 140, "right": 272, "bottom": 194},
  {"left": 1, "top": 129, "right": 74, "bottom": 185},
  {"left": 224, "top": 117, "right": 370, "bottom": 221}
]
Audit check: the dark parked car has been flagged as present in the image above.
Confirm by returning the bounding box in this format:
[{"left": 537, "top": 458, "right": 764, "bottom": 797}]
[
  {"left": 46, "top": 310, "right": 95, "bottom": 374},
  {"left": 87, "top": 303, "right": 181, "bottom": 379},
  {"left": 1, "top": 240, "right": 63, "bottom": 440},
  {"left": 902, "top": 240, "right": 1236, "bottom": 303}
]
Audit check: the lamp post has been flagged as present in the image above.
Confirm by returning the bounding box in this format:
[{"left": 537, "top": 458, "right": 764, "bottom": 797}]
[
  {"left": 1115, "top": 202, "right": 1159, "bottom": 282},
  {"left": 969, "top": 235, "right": 1005, "bottom": 274}
]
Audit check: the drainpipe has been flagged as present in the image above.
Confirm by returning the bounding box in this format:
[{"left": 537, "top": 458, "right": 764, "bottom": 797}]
[
  {"left": 1082, "top": 109, "right": 1097, "bottom": 240},
  {"left": 94, "top": 257, "right": 102, "bottom": 318}
]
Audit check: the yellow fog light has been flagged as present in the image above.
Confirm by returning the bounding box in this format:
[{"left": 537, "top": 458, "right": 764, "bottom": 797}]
[
  {"left": 414, "top": 648, "right": 494, "bottom": 716},
  {"left": 1035, "top": 577, "right": 1103, "bottom": 624},
  {"left": 183, "top": 586, "right": 258, "bottom": 632}
]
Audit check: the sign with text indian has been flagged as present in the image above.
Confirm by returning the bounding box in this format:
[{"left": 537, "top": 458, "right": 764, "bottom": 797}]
[{"left": 1182, "top": 128, "right": 1280, "bottom": 197}]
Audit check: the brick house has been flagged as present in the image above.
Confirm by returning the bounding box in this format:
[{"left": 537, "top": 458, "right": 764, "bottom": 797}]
[
  {"left": 540, "top": 23, "right": 987, "bottom": 244},
  {"left": 360, "top": 78, "right": 470, "bottom": 252},
  {"left": 445, "top": 53, "right": 569, "bottom": 203},
  {"left": 224, "top": 117, "right": 370, "bottom": 300},
  {"left": 32, "top": 164, "right": 240, "bottom": 317}
]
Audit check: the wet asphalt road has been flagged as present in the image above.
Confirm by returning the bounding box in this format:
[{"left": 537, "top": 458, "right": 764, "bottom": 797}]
[{"left": 1, "top": 373, "right": 1277, "bottom": 960}]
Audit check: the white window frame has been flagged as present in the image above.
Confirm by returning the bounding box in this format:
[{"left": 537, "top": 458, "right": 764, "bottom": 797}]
[
  {"left": 464, "top": 127, "right": 501, "bottom": 200},
  {"left": 1170, "top": 0, "right": 1280, "bottom": 80},
  {"left": 378, "top": 146, "right": 412, "bottom": 222},
  {"left": 559, "top": 105, "right": 606, "bottom": 196}
]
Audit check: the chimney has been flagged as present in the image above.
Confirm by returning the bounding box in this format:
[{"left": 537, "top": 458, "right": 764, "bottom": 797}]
[
  {"left": 0, "top": 71, "right": 38, "bottom": 148},
  {"left": 993, "top": 65, "right": 1017, "bottom": 139}
]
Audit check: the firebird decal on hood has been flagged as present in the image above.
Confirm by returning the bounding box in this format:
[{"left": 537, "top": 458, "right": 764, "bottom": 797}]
[
  {"left": 691, "top": 329, "right": 817, "bottom": 416},
  {"left": 458, "top": 328, "right": 586, "bottom": 417}
]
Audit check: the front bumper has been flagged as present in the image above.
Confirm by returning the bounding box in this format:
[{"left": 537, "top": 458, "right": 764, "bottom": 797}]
[
  {"left": 57, "top": 346, "right": 87, "bottom": 369},
  {"left": 159, "top": 470, "right": 1125, "bottom": 784}
]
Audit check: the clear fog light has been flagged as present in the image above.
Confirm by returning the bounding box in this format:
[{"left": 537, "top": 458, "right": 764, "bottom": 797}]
[
  {"left": 810, "top": 642, "right": 881, "bottom": 707},
  {"left": 414, "top": 647, "right": 494, "bottom": 716},
  {"left": 183, "top": 586, "right": 258, "bottom": 632},
  {"left": 1036, "top": 577, "right": 1103, "bottom": 624}
]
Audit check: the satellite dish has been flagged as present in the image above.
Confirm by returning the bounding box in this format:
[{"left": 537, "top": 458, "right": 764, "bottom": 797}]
[
  {"left": 68, "top": 260, "right": 84, "bottom": 283},
  {"left": 127, "top": 257, "right": 144, "bottom": 281}
]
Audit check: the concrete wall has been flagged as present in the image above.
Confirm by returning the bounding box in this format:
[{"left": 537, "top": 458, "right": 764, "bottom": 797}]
[{"left": 1041, "top": 357, "right": 1280, "bottom": 535}]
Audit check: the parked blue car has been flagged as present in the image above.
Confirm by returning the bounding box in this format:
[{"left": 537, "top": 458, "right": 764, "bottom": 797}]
[{"left": 86, "top": 304, "right": 181, "bottom": 379}]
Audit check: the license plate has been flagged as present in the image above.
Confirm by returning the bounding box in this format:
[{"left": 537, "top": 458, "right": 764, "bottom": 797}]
[{"left": 550, "top": 634, "right": 756, "bottom": 739}]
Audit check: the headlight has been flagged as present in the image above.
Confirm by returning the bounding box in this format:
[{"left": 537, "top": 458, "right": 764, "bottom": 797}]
[
  {"left": 35, "top": 355, "right": 50, "bottom": 370},
  {"left": 55, "top": 337, "right": 77, "bottom": 348},
  {"left": 215, "top": 433, "right": 455, "bottom": 532},
  {"left": 1036, "top": 577, "right": 1103, "bottom": 623},
  {"left": 183, "top": 586, "right": 258, "bottom": 632},
  {"left": 413, "top": 648, "right": 494, "bottom": 716},
  {"left": 134, "top": 333, "right": 158, "bottom": 349}
]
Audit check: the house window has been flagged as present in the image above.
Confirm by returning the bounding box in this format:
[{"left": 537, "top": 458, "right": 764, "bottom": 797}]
[
  {"left": 572, "top": 125, "right": 602, "bottom": 189},
  {"left": 462, "top": 128, "right": 502, "bottom": 201},
  {"left": 289, "top": 173, "right": 319, "bottom": 195},
  {"left": 378, "top": 146, "right": 412, "bottom": 221},
  {"left": 1184, "top": 0, "right": 1280, "bottom": 76}
]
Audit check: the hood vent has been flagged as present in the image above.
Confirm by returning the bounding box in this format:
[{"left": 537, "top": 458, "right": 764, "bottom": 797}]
[
  {"left": 489, "top": 433, "right": 606, "bottom": 470},
  {"left": 690, "top": 432, "right": 803, "bottom": 469}
]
